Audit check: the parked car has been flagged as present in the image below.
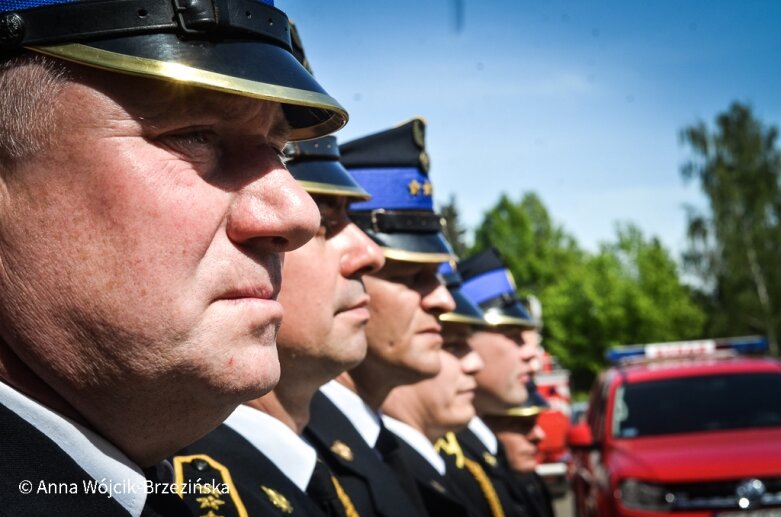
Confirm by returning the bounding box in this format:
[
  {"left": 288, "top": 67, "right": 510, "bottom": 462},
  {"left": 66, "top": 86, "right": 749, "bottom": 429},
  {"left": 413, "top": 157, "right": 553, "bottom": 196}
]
[{"left": 568, "top": 336, "right": 781, "bottom": 517}]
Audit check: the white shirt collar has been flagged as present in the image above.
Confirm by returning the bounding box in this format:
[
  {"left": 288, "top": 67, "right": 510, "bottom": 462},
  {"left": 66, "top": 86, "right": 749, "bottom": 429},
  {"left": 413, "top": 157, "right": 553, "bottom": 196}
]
[
  {"left": 320, "top": 380, "right": 381, "bottom": 447},
  {"left": 224, "top": 405, "right": 317, "bottom": 491},
  {"left": 0, "top": 381, "right": 147, "bottom": 517},
  {"left": 468, "top": 416, "right": 498, "bottom": 455},
  {"left": 382, "top": 416, "right": 446, "bottom": 475}
]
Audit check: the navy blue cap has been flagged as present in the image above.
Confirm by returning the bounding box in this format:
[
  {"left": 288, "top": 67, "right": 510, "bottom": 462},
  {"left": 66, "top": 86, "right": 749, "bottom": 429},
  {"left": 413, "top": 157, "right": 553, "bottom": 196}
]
[
  {"left": 0, "top": 0, "right": 346, "bottom": 140},
  {"left": 438, "top": 261, "right": 487, "bottom": 326},
  {"left": 343, "top": 118, "right": 455, "bottom": 263},
  {"left": 489, "top": 382, "right": 549, "bottom": 419},
  {"left": 285, "top": 136, "right": 370, "bottom": 200},
  {"left": 459, "top": 248, "right": 537, "bottom": 328}
]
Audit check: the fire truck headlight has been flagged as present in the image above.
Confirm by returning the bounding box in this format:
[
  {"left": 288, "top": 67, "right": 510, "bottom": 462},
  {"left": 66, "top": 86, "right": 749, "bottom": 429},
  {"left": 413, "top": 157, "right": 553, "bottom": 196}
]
[{"left": 620, "top": 479, "right": 676, "bottom": 511}]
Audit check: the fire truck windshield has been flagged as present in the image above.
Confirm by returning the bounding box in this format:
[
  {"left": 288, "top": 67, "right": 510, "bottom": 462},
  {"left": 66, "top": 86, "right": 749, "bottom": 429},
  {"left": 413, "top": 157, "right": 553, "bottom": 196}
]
[{"left": 612, "top": 373, "right": 781, "bottom": 438}]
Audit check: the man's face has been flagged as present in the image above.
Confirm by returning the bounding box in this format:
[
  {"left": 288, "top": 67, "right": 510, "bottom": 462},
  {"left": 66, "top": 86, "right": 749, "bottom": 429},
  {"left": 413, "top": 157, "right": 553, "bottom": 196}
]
[
  {"left": 277, "top": 195, "right": 384, "bottom": 373},
  {"left": 490, "top": 418, "right": 546, "bottom": 474},
  {"left": 414, "top": 322, "right": 483, "bottom": 435},
  {"left": 0, "top": 66, "right": 319, "bottom": 431},
  {"left": 521, "top": 328, "right": 543, "bottom": 375},
  {"left": 362, "top": 259, "right": 456, "bottom": 382},
  {"left": 469, "top": 326, "right": 538, "bottom": 413}
]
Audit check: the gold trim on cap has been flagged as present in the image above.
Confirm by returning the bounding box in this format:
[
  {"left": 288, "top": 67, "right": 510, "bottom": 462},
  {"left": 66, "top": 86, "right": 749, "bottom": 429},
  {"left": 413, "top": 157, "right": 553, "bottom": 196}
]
[
  {"left": 382, "top": 247, "right": 455, "bottom": 264},
  {"left": 394, "top": 115, "right": 428, "bottom": 129},
  {"left": 412, "top": 121, "right": 425, "bottom": 148},
  {"left": 483, "top": 312, "right": 537, "bottom": 329},
  {"left": 440, "top": 312, "right": 489, "bottom": 326},
  {"left": 296, "top": 180, "right": 371, "bottom": 200},
  {"left": 504, "top": 406, "right": 543, "bottom": 418},
  {"left": 30, "top": 43, "right": 348, "bottom": 141}
]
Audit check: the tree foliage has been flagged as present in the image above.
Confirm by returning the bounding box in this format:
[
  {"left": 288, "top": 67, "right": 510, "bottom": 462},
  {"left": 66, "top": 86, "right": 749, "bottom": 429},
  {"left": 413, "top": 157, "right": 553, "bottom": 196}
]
[
  {"left": 468, "top": 194, "right": 705, "bottom": 389},
  {"left": 680, "top": 102, "right": 781, "bottom": 356},
  {"left": 472, "top": 192, "right": 582, "bottom": 292},
  {"left": 439, "top": 194, "right": 470, "bottom": 258}
]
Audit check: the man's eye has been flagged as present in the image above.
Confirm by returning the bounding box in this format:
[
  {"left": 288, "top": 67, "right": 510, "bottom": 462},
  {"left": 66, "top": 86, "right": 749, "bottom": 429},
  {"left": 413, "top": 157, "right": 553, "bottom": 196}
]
[
  {"left": 320, "top": 215, "right": 341, "bottom": 238},
  {"left": 166, "top": 130, "right": 215, "bottom": 146}
]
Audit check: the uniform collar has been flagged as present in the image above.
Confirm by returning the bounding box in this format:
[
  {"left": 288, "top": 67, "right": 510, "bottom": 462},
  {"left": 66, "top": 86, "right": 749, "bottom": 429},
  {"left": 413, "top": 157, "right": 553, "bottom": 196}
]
[
  {"left": 382, "top": 415, "right": 446, "bottom": 475},
  {"left": 224, "top": 404, "right": 318, "bottom": 491},
  {"left": 320, "top": 380, "right": 382, "bottom": 447},
  {"left": 468, "top": 416, "right": 498, "bottom": 455},
  {"left": 0, "top": 381, "right": 147, "bottom": 516}
]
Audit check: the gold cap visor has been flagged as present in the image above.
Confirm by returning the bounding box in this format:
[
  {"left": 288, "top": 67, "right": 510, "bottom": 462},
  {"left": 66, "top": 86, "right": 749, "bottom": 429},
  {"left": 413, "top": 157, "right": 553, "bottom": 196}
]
[{"left": 32, "top": 33, "right": 346, "bottom": 141}]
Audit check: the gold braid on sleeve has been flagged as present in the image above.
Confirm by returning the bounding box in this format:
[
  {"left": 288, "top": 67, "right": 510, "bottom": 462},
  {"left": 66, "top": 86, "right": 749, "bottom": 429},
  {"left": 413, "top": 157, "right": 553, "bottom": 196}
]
[
  {"left": 330, "top": 475, "right": 360, "bottom": 517},
  {"left": 435, "top": 432, "right": 505, "bottom": 517},
  {"left": 462, "top": 457, "right": 506, "bottom": 517}
]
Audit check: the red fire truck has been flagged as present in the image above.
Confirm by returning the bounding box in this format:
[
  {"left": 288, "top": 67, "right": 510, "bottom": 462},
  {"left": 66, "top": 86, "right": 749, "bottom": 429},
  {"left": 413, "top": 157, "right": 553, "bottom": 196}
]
[
  {"left": 568, "top": 337, "right": 781, "bottom": 517},
  {"left": 534, "top": 353, "right": 572, "bottom": 497}
]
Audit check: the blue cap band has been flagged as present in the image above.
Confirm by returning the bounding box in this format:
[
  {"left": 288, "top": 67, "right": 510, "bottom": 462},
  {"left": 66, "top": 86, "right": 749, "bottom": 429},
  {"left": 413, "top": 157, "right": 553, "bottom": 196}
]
[
  {"left": 348, "top": 167, "right": 434, "bottom": 212},
  {"left": 0, "top": 0, "right": 272, "bottom": 12},
  {"left": 461, "top": 268, "right": 515, "bottom": 305},
  {"left": 0, "top": 0, "right": 74, "bottom": 10},
  {"left": 438, "top": 261, "right": 455, "bottom": 275}
]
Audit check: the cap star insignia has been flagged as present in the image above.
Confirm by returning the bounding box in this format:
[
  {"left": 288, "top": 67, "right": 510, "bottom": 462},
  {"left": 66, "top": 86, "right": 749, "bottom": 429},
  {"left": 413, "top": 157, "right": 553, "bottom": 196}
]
[
  {"left": 330, "top": 440, "right": 354, "bottom": 461},
  {"left": 422, "top": 180, "right": 433, "bottom": 196},
  {"left": 482, "top": 451, "right": 498, "bottom": 467},
  {"left": 408, "top": 179, "right": 422, "bottom": 196},
  {"left": 261, "top": 486, "right": 293, "bottom": 514}
]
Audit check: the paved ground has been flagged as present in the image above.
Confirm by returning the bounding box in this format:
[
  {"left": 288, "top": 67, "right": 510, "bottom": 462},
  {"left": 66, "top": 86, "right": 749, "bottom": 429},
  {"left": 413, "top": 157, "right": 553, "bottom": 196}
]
[{"left": 553, "top": 489, "right": 574, "bottom": 517}]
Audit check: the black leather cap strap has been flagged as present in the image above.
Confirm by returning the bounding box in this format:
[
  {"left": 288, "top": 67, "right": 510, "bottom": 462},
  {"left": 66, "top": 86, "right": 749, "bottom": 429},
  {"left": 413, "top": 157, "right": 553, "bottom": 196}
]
[
  {"left": 349, "top": 210, "right": 443, "bottom": 234},
  {"left": 0, "top": 0, "right": 290, "bottom": 50}
]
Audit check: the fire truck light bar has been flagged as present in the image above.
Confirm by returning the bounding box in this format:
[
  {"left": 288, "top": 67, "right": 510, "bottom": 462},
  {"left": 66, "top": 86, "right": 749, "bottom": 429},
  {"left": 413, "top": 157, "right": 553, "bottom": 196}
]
[{"left": 606, "top": 336, "right": 768, "bottom": 364}]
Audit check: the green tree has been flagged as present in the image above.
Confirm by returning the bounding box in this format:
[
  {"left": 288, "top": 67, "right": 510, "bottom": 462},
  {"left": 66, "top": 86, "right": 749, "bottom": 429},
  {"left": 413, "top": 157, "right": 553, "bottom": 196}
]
[
  {"left": 680, "top": 102, "right": 781, "bottom": 356},
  {"left": 543, "top": 224, "right": 705, "bottom": 385},
  {"left": 438, "top": 194, "right": 470, "bottom": 257},
  {"left": 472, "top": 192, "right": 582, "bottom": 292},
  {"left": 471, "top": 193, "right": 705, "bottom": 388}
]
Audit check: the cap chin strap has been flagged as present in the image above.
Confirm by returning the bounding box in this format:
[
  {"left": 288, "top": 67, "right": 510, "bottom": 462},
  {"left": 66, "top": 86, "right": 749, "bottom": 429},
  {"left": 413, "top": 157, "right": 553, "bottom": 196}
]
[
  {"left": 348, "top": 209, "right": 444, "bottom": 234},
  {"left": 0, "top": 0, "right": 289, "bottom": 51}
]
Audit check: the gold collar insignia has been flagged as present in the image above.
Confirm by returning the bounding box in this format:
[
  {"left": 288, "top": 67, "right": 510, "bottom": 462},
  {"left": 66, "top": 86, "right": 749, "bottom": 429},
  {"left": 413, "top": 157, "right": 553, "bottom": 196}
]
[
  {"left": 330, "top": 440, "right": 354, "bottom": 462},
  {"left": 261, "top": 486, "right": 293, "bottom": 514},
  {"left": 482, "top": 451, "right": 498, "bottom": 467}
]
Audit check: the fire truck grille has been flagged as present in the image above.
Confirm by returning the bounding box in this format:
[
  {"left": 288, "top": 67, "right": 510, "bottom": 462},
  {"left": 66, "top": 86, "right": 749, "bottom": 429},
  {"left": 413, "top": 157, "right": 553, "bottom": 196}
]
[{"left": 665, "top": 477, "right": 781, "bottom": 511}]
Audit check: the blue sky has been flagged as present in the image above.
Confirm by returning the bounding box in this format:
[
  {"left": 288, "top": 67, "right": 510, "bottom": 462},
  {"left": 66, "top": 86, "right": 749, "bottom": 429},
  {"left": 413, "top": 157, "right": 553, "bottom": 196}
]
[{"left": 283, "top": 1, "right": 781, "bottom": 258}]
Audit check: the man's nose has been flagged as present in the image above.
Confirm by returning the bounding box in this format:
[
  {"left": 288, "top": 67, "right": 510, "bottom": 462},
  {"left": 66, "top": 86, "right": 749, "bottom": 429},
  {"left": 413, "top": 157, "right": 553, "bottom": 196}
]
[{"left": 227, "top": 164, "right": 319, "bottom": 252}]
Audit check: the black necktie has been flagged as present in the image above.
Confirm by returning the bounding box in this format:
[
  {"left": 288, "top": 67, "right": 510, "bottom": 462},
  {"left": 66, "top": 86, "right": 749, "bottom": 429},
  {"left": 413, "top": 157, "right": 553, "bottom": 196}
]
[
  {"left": 141, "top": 464, "right": 195, "bottom": 517},
  {"left": 306, "top": 459, "right": 350, "bottom": 517},
  {"left": 375, "top": 424, "right": 429, "bottom": 514}
]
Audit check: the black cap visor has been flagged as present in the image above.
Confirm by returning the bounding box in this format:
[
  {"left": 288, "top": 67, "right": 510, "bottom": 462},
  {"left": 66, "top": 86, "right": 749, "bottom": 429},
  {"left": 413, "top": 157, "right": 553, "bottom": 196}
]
[
  {"left": 482, "top": 302, "right": 538, "bottom": 329},
  {"left": 32, "top": 33, "right": 346, "bottom": 140},
  {"left": 288, "top": 160, "right": 370, "bottom": 200},
  {"left": 363, "top": 229, "right": 454, "bottom": 263},
  {"left": 440, "top": 287, "right": 488, "bottom": 326}
]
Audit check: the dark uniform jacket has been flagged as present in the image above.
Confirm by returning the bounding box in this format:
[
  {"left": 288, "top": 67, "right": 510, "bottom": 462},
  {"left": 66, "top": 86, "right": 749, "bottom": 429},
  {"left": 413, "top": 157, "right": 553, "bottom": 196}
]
[
  {"left": 174, "top": 424, "right": 332, "bottom": 516},
  {"left": 0, "top": 402, "right": 192, "bottom": 517},
  {"left": 455, "top": 428, "right": 532, "bottom": 517},
  {"left": 304, "top": 391, "right": 426, "bottom": 517},
  {"left": 390, "top": 431, "right": 480, "bottom": 517},
  {"left": 512, "top": 472, "right": 554, "bottom": 517}
]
